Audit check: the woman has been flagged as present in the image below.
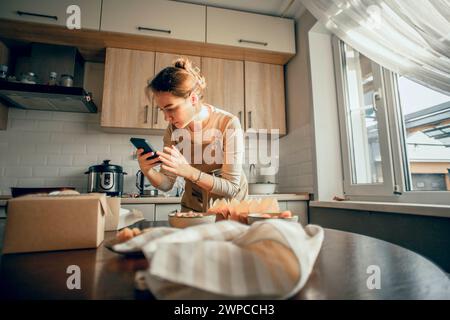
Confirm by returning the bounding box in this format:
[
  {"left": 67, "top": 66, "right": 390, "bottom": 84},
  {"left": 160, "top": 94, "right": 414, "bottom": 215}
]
[{"left": 137, "top": 58, "right": 248, "bottom": 212}]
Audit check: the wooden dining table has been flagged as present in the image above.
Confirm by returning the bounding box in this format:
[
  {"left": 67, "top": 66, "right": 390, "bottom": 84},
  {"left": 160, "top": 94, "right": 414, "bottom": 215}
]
[{"left": 0, "top": 220, "right": 449, "bottom": 300}]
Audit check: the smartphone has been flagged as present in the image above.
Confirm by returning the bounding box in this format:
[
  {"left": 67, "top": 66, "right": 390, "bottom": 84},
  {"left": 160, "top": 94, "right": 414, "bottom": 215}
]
[{"left": 130, "top": 137, "right": 160, "bottom": 161}]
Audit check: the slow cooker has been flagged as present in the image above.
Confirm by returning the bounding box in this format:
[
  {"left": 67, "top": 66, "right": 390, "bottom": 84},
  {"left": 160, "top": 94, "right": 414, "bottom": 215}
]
[{"left": 85, "top": 160, "right": 127, "bottom": 197}]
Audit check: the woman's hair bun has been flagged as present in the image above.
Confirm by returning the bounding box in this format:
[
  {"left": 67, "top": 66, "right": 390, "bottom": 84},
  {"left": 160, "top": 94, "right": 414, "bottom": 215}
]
[
  {"left": 174, "top": 57, "right": 190, "bottom": 70},
  {"left": 173, "top": 57, "right": 206, "bottom": 90}
]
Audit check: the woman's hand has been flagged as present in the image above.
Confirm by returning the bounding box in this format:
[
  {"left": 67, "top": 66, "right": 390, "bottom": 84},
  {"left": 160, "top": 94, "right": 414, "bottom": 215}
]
[
  {"left": 136, "top": 149, "right": 161, "bottom": 175},
  {"left": 157, "top": 145, "right": 195, "bottom": 180}
]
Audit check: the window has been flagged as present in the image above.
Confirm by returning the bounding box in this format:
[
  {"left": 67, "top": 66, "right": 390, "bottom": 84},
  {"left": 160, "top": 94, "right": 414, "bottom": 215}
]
[
  {"left": 395, "top": 76, "right": 450, "bottom": 192},
  {"left": 333, "top": 38, "right": 450, "bottom": 205},
  {"left": 334, "top": 41, "right": 394, "bottom": 197}
]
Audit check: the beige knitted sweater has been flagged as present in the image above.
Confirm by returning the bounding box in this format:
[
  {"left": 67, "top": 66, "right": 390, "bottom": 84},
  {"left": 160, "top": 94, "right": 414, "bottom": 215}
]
[{"left": 157, "top": 105, "right": 248, "bottom": 212}]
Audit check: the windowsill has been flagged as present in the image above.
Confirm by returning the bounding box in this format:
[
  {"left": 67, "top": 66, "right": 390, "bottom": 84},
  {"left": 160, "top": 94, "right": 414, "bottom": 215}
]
[{"left": 310, "top": 201, "right": 450, "bottom": 218}]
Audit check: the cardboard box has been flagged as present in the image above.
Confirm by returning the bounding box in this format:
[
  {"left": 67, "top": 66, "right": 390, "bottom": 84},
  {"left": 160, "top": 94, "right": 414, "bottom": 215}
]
[
  {"left": 2, "top": 193, "right": 109, "bottom": 254},
  {"left": 105, "top": 196, "right": 121, "bottom": 231}
]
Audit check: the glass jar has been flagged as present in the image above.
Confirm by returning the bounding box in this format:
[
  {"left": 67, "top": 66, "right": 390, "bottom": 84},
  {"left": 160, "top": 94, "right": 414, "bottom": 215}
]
[
  {"left": 60, "top": 74, "right": 73, "bottom": 87},
  {"left": 0, "top": 64, "right": 8, "bottom": 80},
  {"left": 48, "top": 71, "right": 58, "bottom": 86},
  {"left": 20, "top": 72, "right": 37, "bottom": 84}
]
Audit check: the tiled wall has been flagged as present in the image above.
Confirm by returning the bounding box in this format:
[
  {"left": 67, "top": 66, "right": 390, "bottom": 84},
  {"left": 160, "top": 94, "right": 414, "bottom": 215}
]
[
  {"left": 0, "top": 108, "right": 278, "bottom": 196},
  {"left": 0, "top": 108, "right": 166, "bottom": 196}
]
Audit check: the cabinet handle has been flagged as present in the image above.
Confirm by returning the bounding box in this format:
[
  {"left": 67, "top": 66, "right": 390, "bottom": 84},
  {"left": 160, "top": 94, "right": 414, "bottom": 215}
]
[
  {"left": 17, "top": 10, "right": 58, "bottom": 20},
  {"left": 153, "top": 105, "right": 159, "bottom": 125},
  {"left": 238, "top": 111, "right": 243, "bottom": 126},
  {"left": 239, "top": 39, "right": 268, "bottom": 46},
  {"left": 137, "top": 26, "right": 171, "bottom": 34},
  {"left": 144, "top": 105, "right": 149, "bottom": 124},
  {"left": 248, "top": 111, "right": 252, "bottom": 128}
]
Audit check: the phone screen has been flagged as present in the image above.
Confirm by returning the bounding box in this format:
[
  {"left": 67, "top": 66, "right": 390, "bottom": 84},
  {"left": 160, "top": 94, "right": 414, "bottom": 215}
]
[{"left": 130, "top": 138, "right": 159, "bottom": 161}]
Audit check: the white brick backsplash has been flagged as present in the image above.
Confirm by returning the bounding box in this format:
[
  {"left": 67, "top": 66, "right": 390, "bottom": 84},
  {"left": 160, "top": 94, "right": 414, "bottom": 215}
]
[
  {"left": 110, "top": 144, "right": 134, "bottom": 155},
  {"left": 50, "top": 132, "right": 77, "bottom": 143},
  {"left": 10, "top": 119, "right": 37, "bottom": 131},
  {"left": 3, "top": 109, "right": 313, "bottom": 195},
  {"left": 10, "top": 132, "right": 50, "bottom": 144},
  {"left": 36, "top": 120, "right": 64, "bottom": 132},
  {"left": 73, "top": 133, "right": 102, "bottom": 144},
  {"left": 36, "top": 144, "right": 61, "bottom": 154},
  {"left": 0, "top": 177, "right": 18, "bottom": 189},
  {"left": 53, "top": 112, "right": 98, "bottom": 123},
  {"left": 59, "top": 167, "right": 86, "bottom": 177},
  {"left": 5, "top": 167, "right": 33, "bottom": 178},
  {"left": 17, "top": 178, "right": 47, "bottom": 187},
  {"left": 86, "top": 144, "right": 109, "bottom": 155},
  {"left": 0, "top": 133, "right": 8, "bottom": 143},
  {"left": 73, "top": 155, "right": 99, "bottom": 166},
  {"left": 0, "top": 154, "right": 20, "bottom": 166},
  {"left": 27, "top": 111, "right": 53, "bottom": 120},
  {"left": 62, "top": 122, "right": 88, "bottom": 133},
  {"left": 7, "top": 144, "right": 36, "bottom": 154},
  {"left": 96, "top": 155, "right": 122, "bottom": 166},
  {"left": 62, "top": 144, "right": 86, "bottom": 155},
  {"left": 44, "top": 178, "right": 71, "bottom": 187},
  {"left": 8, "top": 108, "right": 27, "bottom": 119},
  {"left": 32, "top": 167, "right": 59, "bottom": 178},
  {"left": 47, "top": 155, "right": 73, "bottom": 166},
  {"left": 20, "top": 154, "right": 46, "bottom": 166}
]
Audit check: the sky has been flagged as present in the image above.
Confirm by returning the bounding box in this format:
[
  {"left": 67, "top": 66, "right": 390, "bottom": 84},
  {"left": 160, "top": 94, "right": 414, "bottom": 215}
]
[{"left": 397, "top": 76, "right": 450, "bottom": 115}]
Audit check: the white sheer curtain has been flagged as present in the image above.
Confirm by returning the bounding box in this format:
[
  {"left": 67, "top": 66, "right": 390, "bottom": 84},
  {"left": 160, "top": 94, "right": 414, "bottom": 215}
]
[{"left": 300, "top": 0, "right": 450, "bottom": 94}]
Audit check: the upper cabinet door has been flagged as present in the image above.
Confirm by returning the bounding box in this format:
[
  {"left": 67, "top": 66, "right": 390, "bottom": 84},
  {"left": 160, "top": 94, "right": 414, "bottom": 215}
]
[
  {"left": 207, "top": 7, "right": 295, "bottom": 54},
  {"left": 101, "top": 0, "right": 206, "bottom": 42},
  {"left": 245, "top": 61, "right": 286, "bottom": 135},
  {"left": 201, "top": 57, "right": 245, "bottom": 128},
  {"left": 152, "top": 52, "right": 201, "bottom": 130},
  {"left": 101, "top": 48, "right": 155, "bottom": 129},
  {"left": 0, "top": 0, "right": 102, "bottom": 30}
]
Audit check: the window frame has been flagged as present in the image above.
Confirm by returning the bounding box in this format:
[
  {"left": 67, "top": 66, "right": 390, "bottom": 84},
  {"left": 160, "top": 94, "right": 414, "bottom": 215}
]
[
  {"left": 332, "top": 37, "right": 395, "bottom": 197},
  {"left": 332, "top": 36, "right": 450, "bottom": 205}
]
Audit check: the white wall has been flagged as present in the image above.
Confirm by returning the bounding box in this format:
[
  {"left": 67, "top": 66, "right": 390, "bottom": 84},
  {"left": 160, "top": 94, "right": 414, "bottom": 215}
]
[
  {"left": 278, "top": 11, "right": 317, "bottom": 195},
  {"left": 309, "top": 25, "right": 344, "bottom": 200}
]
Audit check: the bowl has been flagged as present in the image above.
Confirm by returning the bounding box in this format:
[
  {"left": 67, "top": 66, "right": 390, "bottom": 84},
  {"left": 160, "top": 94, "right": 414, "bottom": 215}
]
[
  {"left": 248, "top": 182, "right": 277, "bottom": 195},
  {"left": 247, "top": 213, "right": 299, "bottom": 225},
  {"left": 168, "top": 213, "right": 216, "bottom": 228}
]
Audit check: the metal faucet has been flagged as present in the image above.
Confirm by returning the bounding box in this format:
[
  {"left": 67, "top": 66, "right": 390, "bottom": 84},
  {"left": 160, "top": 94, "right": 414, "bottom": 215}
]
[{"left": 249, "top": 164, "right": 256, "bottom": 180}]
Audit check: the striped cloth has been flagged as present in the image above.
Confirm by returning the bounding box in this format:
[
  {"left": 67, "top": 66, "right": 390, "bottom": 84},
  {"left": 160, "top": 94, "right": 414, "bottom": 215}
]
[{"left": 114, "top": 220, "right": 324, "bottom": 299}]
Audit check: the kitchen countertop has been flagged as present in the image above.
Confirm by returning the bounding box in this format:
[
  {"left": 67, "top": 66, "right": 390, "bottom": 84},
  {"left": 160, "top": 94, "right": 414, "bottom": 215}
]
[
  {"left": 121, "top": 193, "right": 310, "bottom": 204},
  {"left": 0, "top": 193, "right": 310, "bottom": 206},
  {"left": 0, "top": 219, "right": 448, "bottom": 299}
]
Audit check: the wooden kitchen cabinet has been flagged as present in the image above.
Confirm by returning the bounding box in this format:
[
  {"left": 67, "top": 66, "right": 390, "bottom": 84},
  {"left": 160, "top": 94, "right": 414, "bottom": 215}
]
[
  {"left": 101, "top": 0, "right": 205, "bottom": 42},
  {"left": 245, "top": 61, "right": 286, "bottom": 135},
  {"left": 207, "top": 7, "right": 295, "bottom": 54},
  {"left": 101, "top": 48, "right": 155, "bottom": 129},
  {"left": 201, "top": 57, "right": 245, "bottom": 127},
  {"left": 151, "top": 52, "right": 201, "bottom": 129},
  {"left": 0, "top": 0, "right": 102, "bottom": 30}
]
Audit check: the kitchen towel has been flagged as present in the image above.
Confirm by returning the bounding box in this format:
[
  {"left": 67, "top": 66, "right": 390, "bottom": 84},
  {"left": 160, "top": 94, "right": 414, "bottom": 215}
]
[{"left": 114, "top": 220, "right": 324, "bottom": 299}]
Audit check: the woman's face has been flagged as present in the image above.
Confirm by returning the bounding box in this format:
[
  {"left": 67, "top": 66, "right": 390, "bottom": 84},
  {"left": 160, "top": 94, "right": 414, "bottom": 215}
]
[{"left": 152, "top": 91, "right": 198, "bottom": 129}]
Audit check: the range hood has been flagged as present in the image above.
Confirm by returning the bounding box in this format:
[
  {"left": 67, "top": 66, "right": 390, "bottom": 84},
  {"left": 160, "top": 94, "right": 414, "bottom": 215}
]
[
  {"left": 0, "top": 81, "right": 97, "bottom": 113},
  {"left": 0, "top": 43, "right": 97, "bottom": 113}
]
